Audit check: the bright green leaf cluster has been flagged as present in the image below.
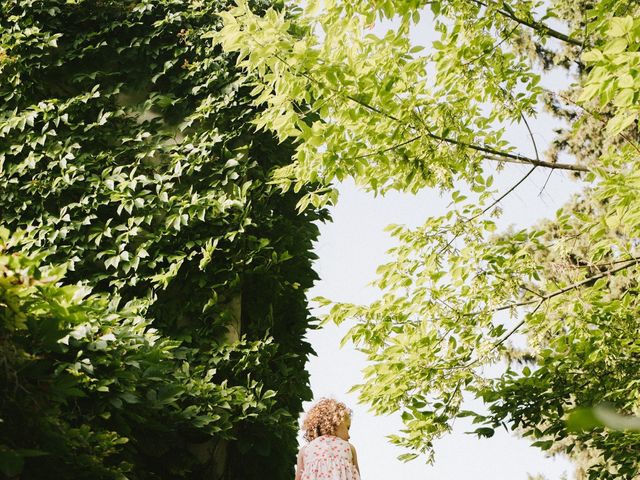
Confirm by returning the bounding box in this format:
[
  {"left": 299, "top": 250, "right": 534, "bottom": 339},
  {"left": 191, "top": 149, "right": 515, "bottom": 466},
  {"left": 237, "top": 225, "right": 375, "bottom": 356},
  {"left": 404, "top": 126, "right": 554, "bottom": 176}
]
[
  {"left": 0, "top": 233, "right": 285, "bottom": 478},
  {"left": 580, "top": 15, "right": 640, "bottom": 135}
]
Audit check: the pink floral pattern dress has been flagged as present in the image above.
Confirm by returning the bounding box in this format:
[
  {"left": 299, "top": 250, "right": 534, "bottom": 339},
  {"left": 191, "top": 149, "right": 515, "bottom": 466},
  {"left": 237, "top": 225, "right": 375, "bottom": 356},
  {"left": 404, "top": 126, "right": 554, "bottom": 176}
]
[{"left": 301, "top": 435, "right": 361, "bottom": 480}]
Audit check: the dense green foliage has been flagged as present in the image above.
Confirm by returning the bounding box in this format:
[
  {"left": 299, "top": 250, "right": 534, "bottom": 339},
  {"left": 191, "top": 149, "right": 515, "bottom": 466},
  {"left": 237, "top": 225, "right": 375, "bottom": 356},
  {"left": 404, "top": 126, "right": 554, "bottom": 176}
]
[
  {"left": 0, "top": 0, "right": 325, "bottom": 478},
  {"left": 216, "top": 0, "right": 640, "bottom": 478},
  {"left": 0, "top": 229, "right": 279, "bottom": 478},
  {"left": 480, "top": 194, "right": 640, "bottom": 478}
]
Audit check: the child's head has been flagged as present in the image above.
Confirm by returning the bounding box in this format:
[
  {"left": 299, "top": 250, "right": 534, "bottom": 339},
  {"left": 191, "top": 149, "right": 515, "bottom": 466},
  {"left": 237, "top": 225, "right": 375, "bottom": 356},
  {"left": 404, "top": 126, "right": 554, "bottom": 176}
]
[{"left": 302, "top": 398, "right": 352, "bottom": 442}]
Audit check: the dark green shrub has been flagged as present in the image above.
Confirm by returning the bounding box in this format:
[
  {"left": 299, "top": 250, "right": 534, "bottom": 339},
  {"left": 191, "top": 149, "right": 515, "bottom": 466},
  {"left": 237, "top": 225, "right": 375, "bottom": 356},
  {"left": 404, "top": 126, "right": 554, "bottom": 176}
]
[{"left": 0, "top": 0, "right": 324, "bottom": 477}]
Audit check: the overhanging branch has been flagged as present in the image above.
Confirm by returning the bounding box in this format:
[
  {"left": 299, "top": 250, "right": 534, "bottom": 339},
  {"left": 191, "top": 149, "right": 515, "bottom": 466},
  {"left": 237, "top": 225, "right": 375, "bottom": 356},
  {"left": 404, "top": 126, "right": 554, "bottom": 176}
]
[
  {"left": 470, "top": 256, "right": 640, "bottom": 317},
  {"left": 442, "top": 257, "right": 639, "bottom": 371},
  {"left": 344, "top": 93, "right": 588, "bottom": 172},
  {"left": 266, "top": 51, "right": 589, "bottom": 173},
  {"left": 467, "top": 0, "right": 583, "bottom": 47}
]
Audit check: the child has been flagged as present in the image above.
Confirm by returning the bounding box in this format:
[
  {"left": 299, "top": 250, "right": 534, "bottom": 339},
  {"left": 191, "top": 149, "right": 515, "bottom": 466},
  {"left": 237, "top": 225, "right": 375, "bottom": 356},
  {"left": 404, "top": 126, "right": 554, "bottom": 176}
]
[{"left": 295, "top": 398, "right": 361, "bottom": 480}]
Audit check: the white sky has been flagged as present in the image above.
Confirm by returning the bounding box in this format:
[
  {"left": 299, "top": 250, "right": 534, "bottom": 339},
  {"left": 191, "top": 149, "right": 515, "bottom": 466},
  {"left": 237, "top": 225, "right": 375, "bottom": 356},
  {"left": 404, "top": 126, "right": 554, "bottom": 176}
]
[
  {"left": 296, "top": 4, "right": 584, "bottom": 478},
  {"left": 298, "top": 110, "right": 584, "bottom": 479},
  {"left": 303, "top": 167, "right": 580, "bottom": 479}
]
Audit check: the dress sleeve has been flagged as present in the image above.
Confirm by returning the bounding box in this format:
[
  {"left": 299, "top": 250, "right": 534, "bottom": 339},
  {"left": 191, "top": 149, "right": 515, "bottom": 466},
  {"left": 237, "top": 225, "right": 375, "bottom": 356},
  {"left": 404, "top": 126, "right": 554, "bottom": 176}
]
[{"left": 350, "top": 443, "right": 360, "bottom": 474}]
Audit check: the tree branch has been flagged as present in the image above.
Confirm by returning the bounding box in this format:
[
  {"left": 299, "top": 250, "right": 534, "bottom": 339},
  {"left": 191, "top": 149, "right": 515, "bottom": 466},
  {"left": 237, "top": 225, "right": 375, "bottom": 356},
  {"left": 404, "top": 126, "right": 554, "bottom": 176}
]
[
  {"left": 446, "top": 259, "right": 639, "bottom": 370},
  {"left": 470, "top": 256, "right": 640, "bottom": 317},
  {"left": 344, "top": 93, "right": 588, "bottom": 172},
  {"left": 266, "top": 51, "right": 590, "bottom": 174},
  {"left": 469, "top": 150, "right": 586, "bottom": 172},
  {"left": 350, "top": 135, "right": 423, "bottom": 160},
  {"left": 467, "top": 0, "right": 583, "bottom": 46},
  {"left": 434, "top": 164, "right": 537, "bottom": 256}
]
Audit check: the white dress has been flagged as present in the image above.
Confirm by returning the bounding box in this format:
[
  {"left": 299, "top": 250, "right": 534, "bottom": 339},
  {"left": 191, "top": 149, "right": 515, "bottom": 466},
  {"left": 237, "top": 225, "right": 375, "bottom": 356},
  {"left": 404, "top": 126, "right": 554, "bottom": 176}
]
[{"left": 301, "top": 435, "right": 360, "bottom": 480}]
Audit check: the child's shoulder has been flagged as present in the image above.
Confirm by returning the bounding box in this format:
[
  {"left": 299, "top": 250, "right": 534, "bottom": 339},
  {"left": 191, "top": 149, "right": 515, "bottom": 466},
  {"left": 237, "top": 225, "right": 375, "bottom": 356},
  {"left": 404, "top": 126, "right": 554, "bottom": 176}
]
[{"left": 304, "top": 435, "right": 336, "bottom": 451}]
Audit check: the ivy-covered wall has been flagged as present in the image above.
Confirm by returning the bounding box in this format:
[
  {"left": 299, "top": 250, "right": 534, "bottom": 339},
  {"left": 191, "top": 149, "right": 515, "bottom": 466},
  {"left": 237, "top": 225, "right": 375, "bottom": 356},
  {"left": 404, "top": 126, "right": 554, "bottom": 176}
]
[{"left": 0, "top": 0, "right": 325, "bottom": 478}]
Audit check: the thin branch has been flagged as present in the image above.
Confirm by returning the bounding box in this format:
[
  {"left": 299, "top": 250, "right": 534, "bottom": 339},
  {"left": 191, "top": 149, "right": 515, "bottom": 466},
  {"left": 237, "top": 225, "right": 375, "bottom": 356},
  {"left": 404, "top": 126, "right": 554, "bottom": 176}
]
[
  {"left": 437, "top": 119, "right": 539, "bottom": 254},
  {"left": 435, "top": 164, "right": 537, "bottom": 256},
  {"left": 340, "top": 110, "right": 588, "bottom": 172},
  {"left": 490, "top": 272, "right": 547, "bottom": 299},
  {"left": 343, "top": 92, "right": 402, "bottom": 122},
  {"left": 517, "top": 105, "right": 555, "bottom": 197},
  {"left": 559, "top": 255, "right": 640, "bottom": 271},
  {"left": 443, "top": 259, "right": 639, "bottom": 371},
  {"left": 491, "top": 298, "right": 542, "bottom": 351},
  {"left": 558, "top": 93, "right": 640, "bottom": 156},
  {"left": 474, "top": 152, "right": 586, "bottom": 172},
  {"left": 466, "top": 256, "right": 640, "bottom": 317},
  {"left": 277, "top": 54, "right": 589, "bottom": 173},
  {"left": 443, "top": 379, "right": 462, "bottom": 411},
  {"left": 346, "top": 85, "right": 584, "bottom": 173},
  {"left": 450, "top": 298, "right": 544, "bottom": 370},
  {"left": 538, "top": 168, "right": 554, "bottom": 197},
  {"left": 425, "top": 256, "right": 639, "bottom": 372},
  {"left": 440, "top": 104, "right": 543, "bottom": 252},
  {"left": 482, "top": 166, "right": 537, "bottom": 221},
  {"left": 467, "top": 0, "right": 583, "bottom": 46},
  {"left": 460, "top": 24, "right": 520, "bottom": 67},
  {"left": 349, "top": 135, "right": 422, "bottom": 161},
  {"left": 419, "top": 83, "right": 581, "bottom": 172},
  {"left": 520, "top": 110, "right": 541, "bottom": 163}
]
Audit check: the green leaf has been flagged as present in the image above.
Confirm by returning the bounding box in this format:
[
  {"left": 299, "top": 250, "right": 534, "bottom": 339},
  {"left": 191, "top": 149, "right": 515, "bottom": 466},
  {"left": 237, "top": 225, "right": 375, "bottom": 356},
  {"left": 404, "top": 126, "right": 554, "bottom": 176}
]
[
  {"left": 609, "top": 16, "right": 634, "bottom": 37},
  {"left": 0, "top": 450, "right": 24, "bottom": 477},
  {"left": 604, "top": 38, "right": 628, "bottom": 55},
  {"left": 472, "top": 427, "right": 495, "bottom": 438},
  {"left": 567, "top": 408, "right": 603, "bottom": 432},
  {"left": 606, "top": 112, "right": 638, "bottom": 135}
]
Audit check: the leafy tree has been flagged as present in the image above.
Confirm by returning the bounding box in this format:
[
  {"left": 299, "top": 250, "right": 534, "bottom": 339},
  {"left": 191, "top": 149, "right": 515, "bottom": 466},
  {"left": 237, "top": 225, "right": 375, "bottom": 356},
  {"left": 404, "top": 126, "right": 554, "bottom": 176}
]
[
  {"left": 0, "top": 228, "right": 280, "bottom": 479},
  {"left": 0, "top": 0, "right": 325, "bottom": 478},
  {"left": 216, "top": 0, "right": 640, "bottom": 478}
]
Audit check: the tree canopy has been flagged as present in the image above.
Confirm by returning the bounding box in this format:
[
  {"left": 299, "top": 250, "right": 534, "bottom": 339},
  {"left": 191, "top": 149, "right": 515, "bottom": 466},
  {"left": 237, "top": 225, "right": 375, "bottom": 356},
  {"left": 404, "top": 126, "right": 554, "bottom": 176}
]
[
  {"left": 0, "top": 0, "right": 326, "bottom": 478},
  {"left": 216, "top": 0, "right": 640, "bottom": 477},
  {"left": 1, "top": 227, "right": 277, "bottom": 478}
]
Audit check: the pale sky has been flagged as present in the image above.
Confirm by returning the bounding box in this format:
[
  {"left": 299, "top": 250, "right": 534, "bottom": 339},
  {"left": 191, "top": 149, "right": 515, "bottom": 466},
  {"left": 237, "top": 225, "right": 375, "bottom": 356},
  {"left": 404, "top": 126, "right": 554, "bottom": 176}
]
[{"left": 302, "top": 164, "right": 581, "bottom": 479}]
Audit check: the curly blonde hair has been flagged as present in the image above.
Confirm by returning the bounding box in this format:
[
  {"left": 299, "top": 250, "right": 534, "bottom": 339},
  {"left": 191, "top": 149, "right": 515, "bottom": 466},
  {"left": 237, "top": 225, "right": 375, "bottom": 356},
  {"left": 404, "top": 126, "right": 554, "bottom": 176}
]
[{"left": 302, "top": 398, "right": 352, "bottom": 442}]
